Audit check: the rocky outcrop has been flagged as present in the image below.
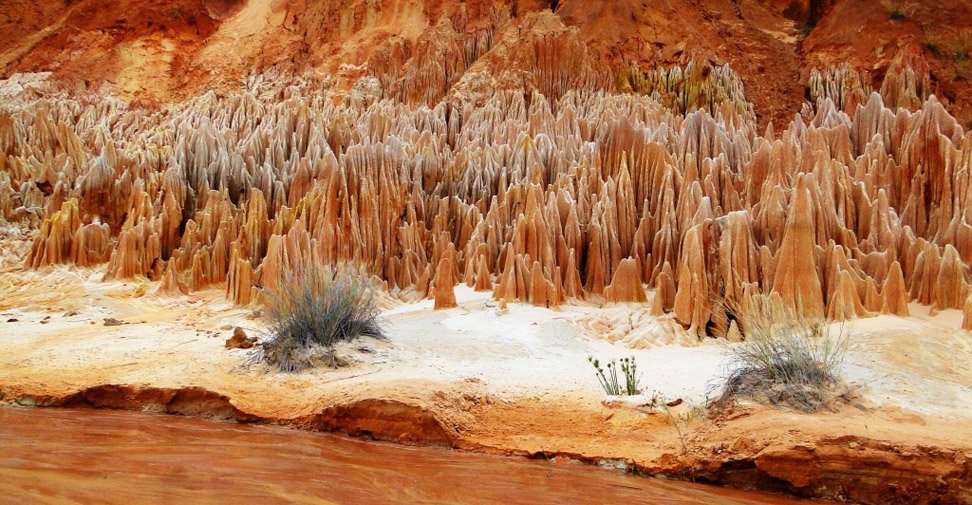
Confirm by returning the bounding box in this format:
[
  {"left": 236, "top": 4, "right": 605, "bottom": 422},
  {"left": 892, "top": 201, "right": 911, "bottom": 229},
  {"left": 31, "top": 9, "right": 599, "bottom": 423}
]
[
  {"left": 10, "top": 384, "right": 453, "bottom": 445},
  {"left": 695, "top": 435, "right": 972, "bottom": 505},
  {"left": 772, "top": 176, "right": 825, "bottom": 319},
  {"left": 225, "top": 327, "right": 256, "bottom": 349},
  {"left": 432, "top": 257, "right": 458, "bottom": 309},
  {"left": 604, "top": 258, "right": 647, "bottom": 303}
]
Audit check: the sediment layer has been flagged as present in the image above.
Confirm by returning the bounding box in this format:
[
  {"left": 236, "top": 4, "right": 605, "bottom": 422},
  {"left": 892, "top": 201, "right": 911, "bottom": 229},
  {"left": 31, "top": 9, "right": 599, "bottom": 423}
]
[{"left": 3, "top": 385, "right": 970, "bottom": 504}]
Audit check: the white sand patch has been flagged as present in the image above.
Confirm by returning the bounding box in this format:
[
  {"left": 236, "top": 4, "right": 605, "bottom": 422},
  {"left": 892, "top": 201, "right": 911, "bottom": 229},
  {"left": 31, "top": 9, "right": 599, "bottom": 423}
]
[
  {"left": 380, "top": 285, "right": 493, "bottom": 317},
  {"left": 377, "top": 298, "right": 730, "bottom": 404},
  {"left": 2, "top": 262, "right": 970, "bottom": 419},
  {"left": 840, "top": 313, "right": 972, "bottom": 416}
]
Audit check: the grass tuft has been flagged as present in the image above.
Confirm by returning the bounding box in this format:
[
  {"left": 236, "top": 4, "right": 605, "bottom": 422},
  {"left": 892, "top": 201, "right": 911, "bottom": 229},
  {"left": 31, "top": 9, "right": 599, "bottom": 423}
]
[
  {"left": 714, "top": 297, "right": 850, "bottom": 412},
  {"left": 252, "top": 261, "right": 385, "bottom": 373}
]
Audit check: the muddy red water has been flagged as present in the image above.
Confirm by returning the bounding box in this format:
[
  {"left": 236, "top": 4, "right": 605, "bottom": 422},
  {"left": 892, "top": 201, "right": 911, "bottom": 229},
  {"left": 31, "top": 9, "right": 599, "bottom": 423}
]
[{"left": 0, "top": 407, "right": 820, "bottom": 504}]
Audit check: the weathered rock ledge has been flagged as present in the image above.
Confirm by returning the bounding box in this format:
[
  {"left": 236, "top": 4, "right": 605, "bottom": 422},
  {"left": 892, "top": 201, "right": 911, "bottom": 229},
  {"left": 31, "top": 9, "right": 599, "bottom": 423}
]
[{"left": 4, "top": 384, "right": 969, "bottom": 504}]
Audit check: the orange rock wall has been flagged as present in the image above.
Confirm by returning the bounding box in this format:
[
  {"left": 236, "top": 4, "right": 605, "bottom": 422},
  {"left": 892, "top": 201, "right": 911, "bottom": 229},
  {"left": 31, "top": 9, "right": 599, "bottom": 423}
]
[{"left": 4, "top": 0, "right": 972, "bottom": 127}]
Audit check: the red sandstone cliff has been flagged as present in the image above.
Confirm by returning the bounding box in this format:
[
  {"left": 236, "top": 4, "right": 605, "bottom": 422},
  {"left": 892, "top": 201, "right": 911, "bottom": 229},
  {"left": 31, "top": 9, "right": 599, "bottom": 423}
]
[{"left": 2, "top": 0, "right": 971, "bottom": 126}]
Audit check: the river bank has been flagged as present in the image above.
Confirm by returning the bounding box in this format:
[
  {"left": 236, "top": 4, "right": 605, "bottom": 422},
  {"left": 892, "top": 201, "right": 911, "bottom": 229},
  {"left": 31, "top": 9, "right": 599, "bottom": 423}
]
[
  {"left": 0, "top": 406, "right": 822, "bottom": 505},
  {"left": 1, "top": 256, "right": 971, "bottom": 503}
]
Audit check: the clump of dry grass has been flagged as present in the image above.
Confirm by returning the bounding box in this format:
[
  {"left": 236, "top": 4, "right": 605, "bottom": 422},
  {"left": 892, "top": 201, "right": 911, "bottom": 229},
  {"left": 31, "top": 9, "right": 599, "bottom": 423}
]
[
  {"left": 252, "top": 261, "right": 385, "bottom": 373},
  {"left": 714, "top": 297, "right": 850, "bottom": 412}
]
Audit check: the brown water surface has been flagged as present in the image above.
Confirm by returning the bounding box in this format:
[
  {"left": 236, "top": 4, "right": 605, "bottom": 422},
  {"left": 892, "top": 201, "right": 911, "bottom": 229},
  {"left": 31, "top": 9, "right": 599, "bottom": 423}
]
[{"left": 0, "top": 407, "right": 818, "bottom": 504}]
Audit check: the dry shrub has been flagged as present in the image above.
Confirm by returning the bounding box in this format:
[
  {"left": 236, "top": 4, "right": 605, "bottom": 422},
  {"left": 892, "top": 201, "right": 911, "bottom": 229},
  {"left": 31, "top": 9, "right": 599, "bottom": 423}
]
[
  {"left": 714, "top": 297, "right": 851, "bottom": 412},
  {"left": 253, "top": 261, "right": 385, "bottom": 373}
]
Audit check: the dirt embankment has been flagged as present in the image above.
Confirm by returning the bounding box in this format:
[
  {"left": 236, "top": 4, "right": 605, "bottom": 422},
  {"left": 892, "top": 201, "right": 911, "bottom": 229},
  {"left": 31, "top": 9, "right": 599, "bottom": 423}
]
[
  {"left": 4, "top": 383, "right": 970, "bottom": 505},
  {"left": 8, "top": 384, "right": 452, "bottom": 444}
]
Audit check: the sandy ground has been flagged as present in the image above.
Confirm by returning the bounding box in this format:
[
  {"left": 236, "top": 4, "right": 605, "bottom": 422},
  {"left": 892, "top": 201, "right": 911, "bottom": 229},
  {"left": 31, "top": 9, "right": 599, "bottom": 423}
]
[{"left": 1, "top": 227, "right": 971, "bottom": 503}]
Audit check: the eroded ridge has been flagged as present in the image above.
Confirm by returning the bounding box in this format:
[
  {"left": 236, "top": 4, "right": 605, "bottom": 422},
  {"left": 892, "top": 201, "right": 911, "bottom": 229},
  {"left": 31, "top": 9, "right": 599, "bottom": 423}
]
[{"left": 2, "top": 69, "right": 971, "bottom": 335}]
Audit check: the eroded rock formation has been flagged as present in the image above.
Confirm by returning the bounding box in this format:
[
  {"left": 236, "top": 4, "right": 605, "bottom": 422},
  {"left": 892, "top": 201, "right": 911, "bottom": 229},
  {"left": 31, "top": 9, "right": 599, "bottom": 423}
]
[{"left": 3, "top": 54, "right": 972, "bottom": 335}]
